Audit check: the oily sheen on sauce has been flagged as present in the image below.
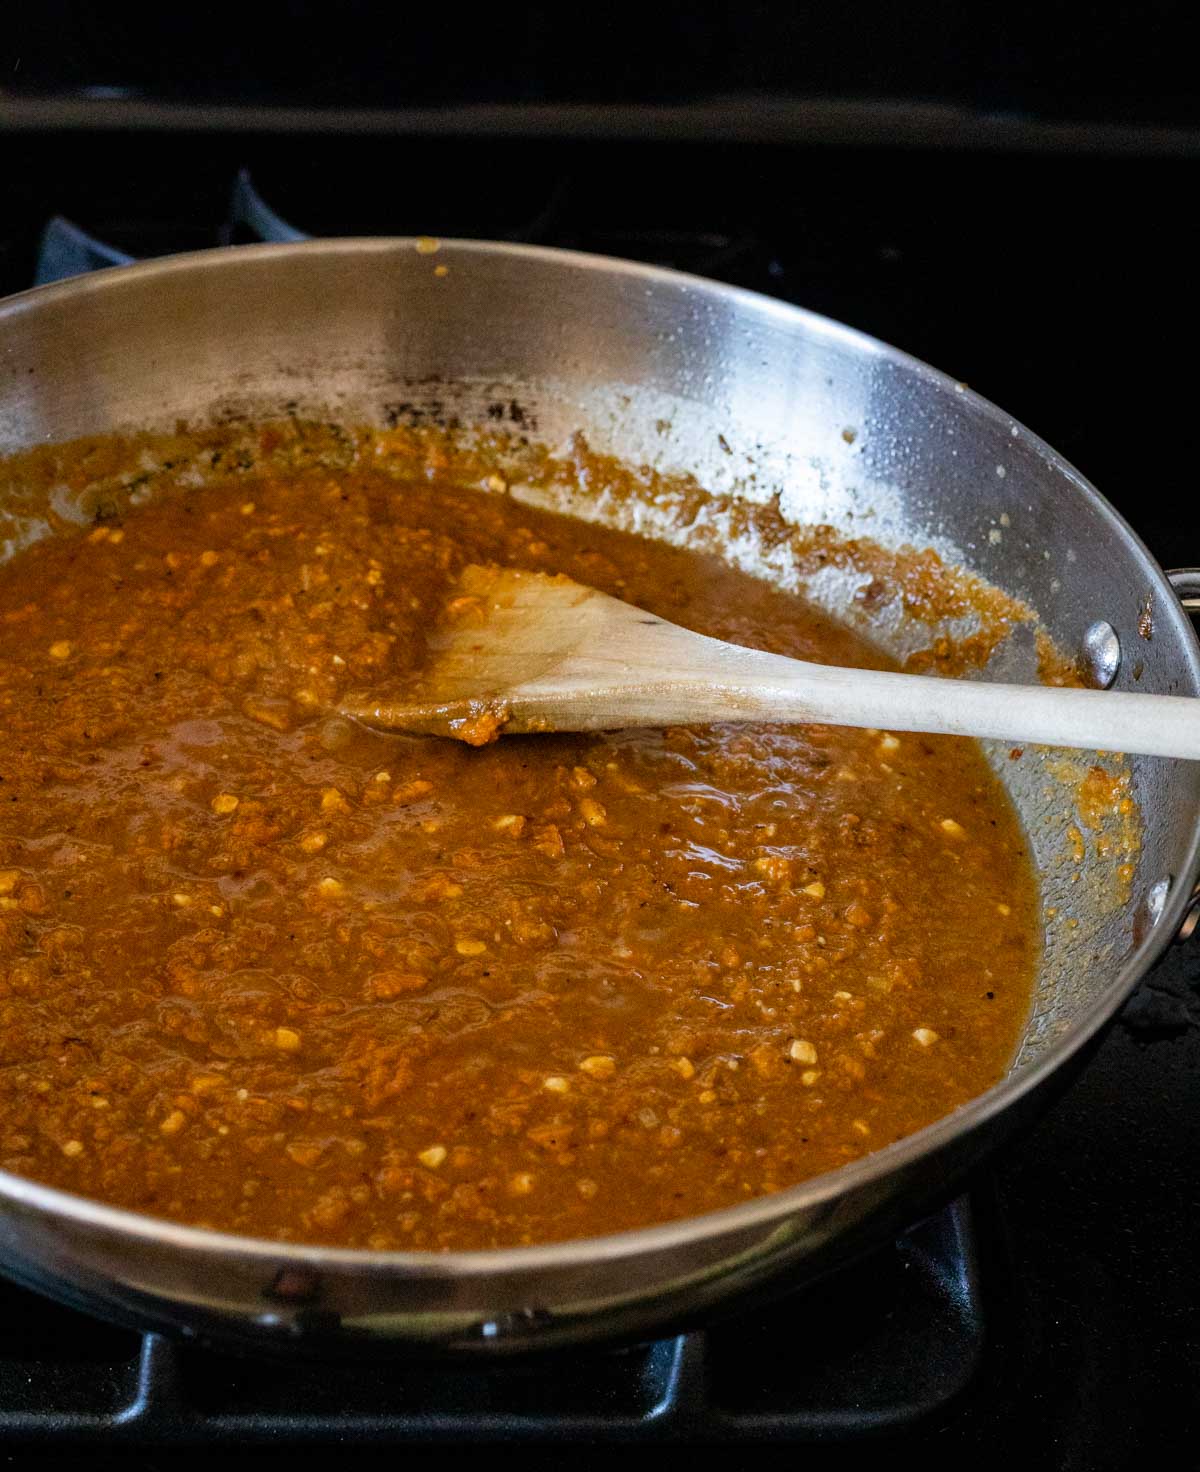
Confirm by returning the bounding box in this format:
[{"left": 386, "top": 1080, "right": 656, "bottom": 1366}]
[{"left": 0, "top": 470, "right": 1037, "bottom": 1249}]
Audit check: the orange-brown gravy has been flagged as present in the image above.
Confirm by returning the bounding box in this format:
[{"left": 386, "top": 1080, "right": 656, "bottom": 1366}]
[{"left": 0, "top": 469, "right": 1038, "bottom": 1248}]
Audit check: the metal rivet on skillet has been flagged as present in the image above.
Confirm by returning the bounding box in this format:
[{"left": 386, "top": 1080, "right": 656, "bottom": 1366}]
[
  {"left": 1081, "top": 621, "right": 1121, "bottom": 689},
  {"left": 1146, "top": 876, "right": 1172, "bottom": 927}
]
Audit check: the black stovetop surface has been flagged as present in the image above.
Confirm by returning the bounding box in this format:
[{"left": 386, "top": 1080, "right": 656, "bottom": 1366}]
[{"left": 2, "top": 127, "right": 1200, "bottom": 1468}]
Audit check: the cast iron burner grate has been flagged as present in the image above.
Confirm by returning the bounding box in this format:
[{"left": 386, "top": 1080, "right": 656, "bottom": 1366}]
[
  {"left": 0, "top": 1198, "right": 984, "bottom": 1444},
  {"left": 34, "top": 172, "right": 299, "bottom": 283},
  {"left": 32, "top": 168, "right": 779, "bottom": 291}
]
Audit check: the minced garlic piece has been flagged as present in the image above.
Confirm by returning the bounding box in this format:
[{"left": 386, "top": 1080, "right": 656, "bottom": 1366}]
[
  {"left": 578, "top": 798, "right": 607, "bottom": 827},
  {"left": 321, "top": 787, "right": 351, "bottom": 813}
]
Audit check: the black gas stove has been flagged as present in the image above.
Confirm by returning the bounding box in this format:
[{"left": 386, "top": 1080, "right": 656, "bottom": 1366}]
[{"left": 2, "top": 107, "right": 1200, "bottom": 1469}]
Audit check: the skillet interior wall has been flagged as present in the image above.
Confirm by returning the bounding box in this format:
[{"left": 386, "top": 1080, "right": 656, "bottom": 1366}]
[{"left": 0, "top": 240, "right": 1195, "bottom": 1075}]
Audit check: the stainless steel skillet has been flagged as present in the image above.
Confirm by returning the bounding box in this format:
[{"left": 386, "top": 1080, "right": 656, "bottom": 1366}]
[{"left": 0, "top": 239, "right": 1196, "bottom": 1356}]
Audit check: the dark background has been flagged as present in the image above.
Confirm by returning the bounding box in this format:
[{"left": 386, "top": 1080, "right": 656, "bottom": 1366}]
[
  {"left": 3, "top": 2, "right": 1199, "bottom": 122},
  {"left": 2, "top": 5, "right": 1200, "bottom": 1465}
]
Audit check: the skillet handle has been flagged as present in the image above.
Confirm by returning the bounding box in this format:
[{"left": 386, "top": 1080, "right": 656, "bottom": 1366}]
[
  {"left": 1166, "top": 569, "right": 1200, "bottom": 942},
  {"left": 1168, "top": 567, "right": 1200, "bottom": 614}
]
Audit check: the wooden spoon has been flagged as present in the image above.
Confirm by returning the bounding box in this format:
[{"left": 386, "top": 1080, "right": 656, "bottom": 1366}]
[{"left": 340, "top": 563, "right": 1200, "bottom": 758}]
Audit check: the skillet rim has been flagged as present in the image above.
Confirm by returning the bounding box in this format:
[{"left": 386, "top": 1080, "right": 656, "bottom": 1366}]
[{"left": 0, "top": 235, "right": 1196, "bottom": 1275}]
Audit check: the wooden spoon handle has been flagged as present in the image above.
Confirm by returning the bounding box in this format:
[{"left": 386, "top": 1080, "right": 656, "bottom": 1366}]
[{"left": 709, "top": 649, "right": 1200, "bottom": 760}]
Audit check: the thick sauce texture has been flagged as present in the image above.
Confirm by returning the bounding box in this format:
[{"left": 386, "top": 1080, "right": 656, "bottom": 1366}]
[{"left": 0, "top": 470, "right": 1038, "bottom": 1249}]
